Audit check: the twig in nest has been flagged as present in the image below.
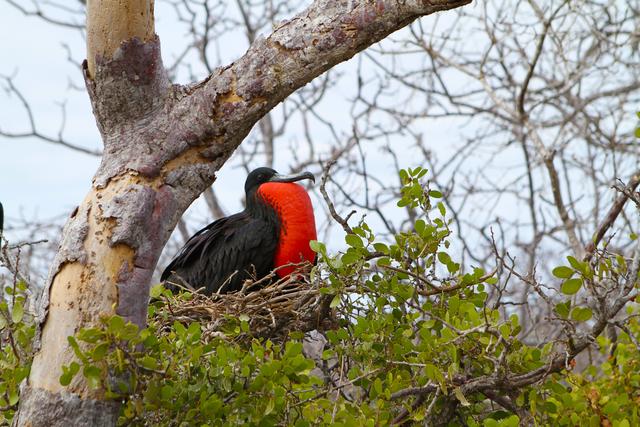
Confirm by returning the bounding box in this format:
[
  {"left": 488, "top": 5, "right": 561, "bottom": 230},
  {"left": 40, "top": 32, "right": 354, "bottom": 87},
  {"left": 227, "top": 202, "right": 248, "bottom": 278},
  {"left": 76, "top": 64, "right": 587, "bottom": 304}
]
[{"left": 156, "top": 271, "right": 336, "bottom": 343}]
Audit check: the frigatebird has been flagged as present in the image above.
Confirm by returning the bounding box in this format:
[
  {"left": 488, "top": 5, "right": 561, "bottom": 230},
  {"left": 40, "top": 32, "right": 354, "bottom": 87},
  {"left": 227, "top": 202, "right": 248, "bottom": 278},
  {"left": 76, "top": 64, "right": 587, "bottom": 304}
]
[{"left": 161, "top": 167, "right": 317, "bottom": 294}]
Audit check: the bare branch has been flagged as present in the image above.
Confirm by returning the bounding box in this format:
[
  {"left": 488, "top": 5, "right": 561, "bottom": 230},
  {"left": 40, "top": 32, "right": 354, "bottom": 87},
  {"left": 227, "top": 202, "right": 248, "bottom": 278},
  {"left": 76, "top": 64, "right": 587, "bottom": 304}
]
[
  {"left": 3, "top": 0, "right": 85, "bottom": 29},
  {"left": 585, "top": 170, "right": 640, "bottom": 260},
  {"left": 0, "top": 75, "right": 101, "bottom": 156}
]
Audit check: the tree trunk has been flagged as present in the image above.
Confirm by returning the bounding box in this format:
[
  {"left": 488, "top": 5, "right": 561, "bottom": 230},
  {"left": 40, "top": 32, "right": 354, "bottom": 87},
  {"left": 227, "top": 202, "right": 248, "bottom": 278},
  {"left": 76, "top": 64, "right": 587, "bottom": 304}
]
[{"left": 15, "top": 0, "right": 470, "bottom": 424}]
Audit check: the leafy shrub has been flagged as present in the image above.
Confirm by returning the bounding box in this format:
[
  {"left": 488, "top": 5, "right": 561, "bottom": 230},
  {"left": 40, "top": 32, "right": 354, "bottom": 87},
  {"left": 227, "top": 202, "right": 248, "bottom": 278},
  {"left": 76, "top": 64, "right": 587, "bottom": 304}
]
[
  {"left": 3, "top": 167, "right": 638, "bottom": 426},
  {"left": 0, "top": 280, "right": 35, "bottom": 425}
]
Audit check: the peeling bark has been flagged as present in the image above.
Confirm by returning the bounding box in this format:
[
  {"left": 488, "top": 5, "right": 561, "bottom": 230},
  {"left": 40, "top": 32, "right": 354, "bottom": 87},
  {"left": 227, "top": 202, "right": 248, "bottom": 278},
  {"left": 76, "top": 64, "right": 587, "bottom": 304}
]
[
  {"left": 17, "top": 0, "right": 471, "bottom": 424},
  {"left": 15, "top": 387, "right": 119, "bottom": 427},
  {"left": 86, "top": 0, "right": 155, "bottom": 77}
]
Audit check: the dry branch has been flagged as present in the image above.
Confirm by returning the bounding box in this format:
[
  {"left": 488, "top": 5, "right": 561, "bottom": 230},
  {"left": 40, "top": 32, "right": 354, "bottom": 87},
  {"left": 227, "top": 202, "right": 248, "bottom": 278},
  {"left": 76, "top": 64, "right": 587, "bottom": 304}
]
[
  {"left": 158, "top": 272, "right": 336, "bottom": 343},
  {"left": 584, "top": 171, "right": 640, "bottom": 260}
]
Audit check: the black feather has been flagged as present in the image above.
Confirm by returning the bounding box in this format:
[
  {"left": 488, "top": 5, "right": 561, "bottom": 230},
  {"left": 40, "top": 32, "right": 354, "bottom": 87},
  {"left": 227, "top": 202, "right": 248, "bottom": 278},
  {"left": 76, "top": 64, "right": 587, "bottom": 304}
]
[
  {"left": 161, "top": 212, "right": 278, "bottom": 294},
  {"left": 161, "top": 167, "right": 313, "bottom": 295}
]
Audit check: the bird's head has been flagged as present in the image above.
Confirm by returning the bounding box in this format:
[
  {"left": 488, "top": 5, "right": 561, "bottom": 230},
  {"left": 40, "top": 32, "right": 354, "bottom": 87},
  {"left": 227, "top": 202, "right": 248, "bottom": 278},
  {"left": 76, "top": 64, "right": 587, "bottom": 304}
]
[{"left": 244, "top": 167, "right": 315, "bottom": 195}]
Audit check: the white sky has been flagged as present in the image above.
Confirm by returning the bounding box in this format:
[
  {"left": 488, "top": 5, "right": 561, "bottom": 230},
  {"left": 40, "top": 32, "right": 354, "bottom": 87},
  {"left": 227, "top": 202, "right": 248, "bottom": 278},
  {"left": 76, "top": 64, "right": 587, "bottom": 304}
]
[
  {"left": 0, "top": 5, "right": 97, "bottom": 222},
  {"left": 0, "top": 2, "right": 464, "bottom": 235},
  {"left": 0, "top": 0, "right": 564, "bottom": 281},
  {"left": 0, "top": 2, "right": 263, "bottom": 231}
]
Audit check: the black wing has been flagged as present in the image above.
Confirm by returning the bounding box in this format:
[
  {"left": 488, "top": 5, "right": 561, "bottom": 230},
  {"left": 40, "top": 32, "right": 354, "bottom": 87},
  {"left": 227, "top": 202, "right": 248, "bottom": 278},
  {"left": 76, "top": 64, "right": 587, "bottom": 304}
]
[{"left": 161, "top": 211, "right": 278, "bottom": 294}]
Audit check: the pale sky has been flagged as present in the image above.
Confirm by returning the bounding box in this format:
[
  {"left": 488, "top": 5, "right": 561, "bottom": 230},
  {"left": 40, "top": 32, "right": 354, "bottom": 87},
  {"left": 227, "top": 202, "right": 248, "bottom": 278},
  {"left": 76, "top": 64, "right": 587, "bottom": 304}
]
[
  {"left": 0, "top": 2, "right": 269, "bottom": 235},
  {"left": 1, "top": 5, "right": 98, "bottom": 222},
  {"left": 1, "top": 0, "right": 533, "bottom": 281},
  {"left": 0, "top": 2, "right": 465, "bottom": 235}
]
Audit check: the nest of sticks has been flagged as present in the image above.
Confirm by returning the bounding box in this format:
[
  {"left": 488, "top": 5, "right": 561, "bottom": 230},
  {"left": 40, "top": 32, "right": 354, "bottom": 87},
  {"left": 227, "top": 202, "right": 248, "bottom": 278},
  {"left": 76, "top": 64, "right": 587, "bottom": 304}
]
[{"left": 154, "top": 268, "right": 337, "bottom": 343}]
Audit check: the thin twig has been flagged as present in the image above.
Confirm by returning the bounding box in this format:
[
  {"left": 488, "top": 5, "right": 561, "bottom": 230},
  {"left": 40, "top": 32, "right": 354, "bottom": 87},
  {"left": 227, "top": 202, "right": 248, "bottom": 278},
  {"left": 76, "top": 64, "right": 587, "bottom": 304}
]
[
  {"left": 320, "top": 159, "right": 354, "bottom": 235},
  {"left": 584, "top": 171, "right": 640, "bottom": 260}
]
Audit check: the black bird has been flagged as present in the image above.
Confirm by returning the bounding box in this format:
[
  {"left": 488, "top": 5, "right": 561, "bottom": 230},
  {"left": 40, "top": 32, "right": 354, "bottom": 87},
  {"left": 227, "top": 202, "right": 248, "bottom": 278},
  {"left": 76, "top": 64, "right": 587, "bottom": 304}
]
[{"left": 161, "top": 167, "right": 317, "bottom": 294}]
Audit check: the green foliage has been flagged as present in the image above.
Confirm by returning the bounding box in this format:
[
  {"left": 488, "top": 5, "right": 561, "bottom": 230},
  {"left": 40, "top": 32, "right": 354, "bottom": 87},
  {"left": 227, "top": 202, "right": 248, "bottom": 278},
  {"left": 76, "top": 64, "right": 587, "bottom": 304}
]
[
  {"left": 59, "top": 308, "right": 325, "bottom": 426},
  {"left": 60, "top": 167, "right": 528, "bottom": 425},
  {"left": 4, "top": 166, "right": 639, "bottom": 425},
  {"left": 0, "top": 280, "right": 35, "bottom": 425},
  {"left": 538, "top": 316, "right": 640, "bottom": 427}
]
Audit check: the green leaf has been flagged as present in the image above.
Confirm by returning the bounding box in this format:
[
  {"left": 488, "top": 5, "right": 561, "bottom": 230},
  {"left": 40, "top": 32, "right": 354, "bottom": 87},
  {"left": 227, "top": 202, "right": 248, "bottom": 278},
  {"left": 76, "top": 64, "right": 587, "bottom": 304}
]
[
  {"left": 108, "top": 315, "right": 125, "bottom": 333},
  {"left": 561, "top": 278, "right": 582, "bottom": 295},
  {"left": 437, "top": 252, "right": 452, "bottom": 265},
  {"left": 373, "top": 377, "right": 383, "bottom": 395},
  {"left": 499, "top": 324, "right": 511, "bottom": 339},
  {"left": 59, "top": 372, "right": 73, "bottom": 387},
  {"left": 77, "top": 327, "right": 103, "bottom": 344},
  {"left": 8, "top": 388, "right": 19, "bottom": 406},
  {"left": 341, "top": 251, "right": 359, "bottom": 265},
  {"left": 264, "top": 396, "right": 275, "bottom": 415},
  {"left": 309, "top": 240, "right": 326, "bottom": 254},
  {"left": 67, "top": 336, "right": 86, "bottom": 362},
  {"left": 567, "top": 256, "right": 587, "bottom": 274},
  {"left": 140, "top": 355, "right": 158, "bottom": 370},
  {"left": 397, "top": 197, "right": 410, "bottom": 207},
  {"left": 552, "top": 266, "right": 574, "bottom": 279},
  {"left": 453, "top": 387, "right": 470, "bottom": 406},
  {"left": 11, "top": 301, "right": 24, "bottom": 323},
  {"left": 92, "top": 343, "right": 109, "bottom": 361},
  {"left": 373, "top": 242, "right": 389, "bottom": 254},
  {"left": 284, "top": 341, "right": 303, "bottom": 358},
  {"left": 344, "top": 234, "right": 364, "bottom": 248},
  {"left": 240, "top": 319, "right": 250, "bottom": 333},
  {"left": 502, "top": 416, "right": 520, "bottom": 427},
  {"left": 616, "top": 254, "right": 627, "bottom": 272},
  {"left": 399, "top": 169, "right": 409, "bottom": 184},
  {"left": 570, "top": 307, "right": 593, "bottom": 322},
  {"left": 84, "top": 365, "right": 102, "bottom": 389},
  {"left": 377, "top": 257, "right": 391, "bottom": 267},
  {"left": 160, "top": 384, "right": 173, "bottom": 400},
  {"left": 330, "top": 295, "right": 341, "bottom": 308},
  {"left": 60, "top": 362, "right": 80, "bottom": 386},
  {"left": 149, "top": 283, "right": 164, "bottom": 299},
  {"left": 555, "top": 302, "right": 570, "bottom": 318},
  {"left": 448, "top": 295, "right": 460, "bottom": 315}
]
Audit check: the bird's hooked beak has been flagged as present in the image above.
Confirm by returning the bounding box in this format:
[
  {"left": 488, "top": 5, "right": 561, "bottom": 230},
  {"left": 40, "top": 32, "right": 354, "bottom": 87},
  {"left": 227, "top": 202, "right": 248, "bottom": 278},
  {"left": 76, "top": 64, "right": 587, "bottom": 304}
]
[{"left": 268, "top": 171, "right": 315, "bottom": 185}]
